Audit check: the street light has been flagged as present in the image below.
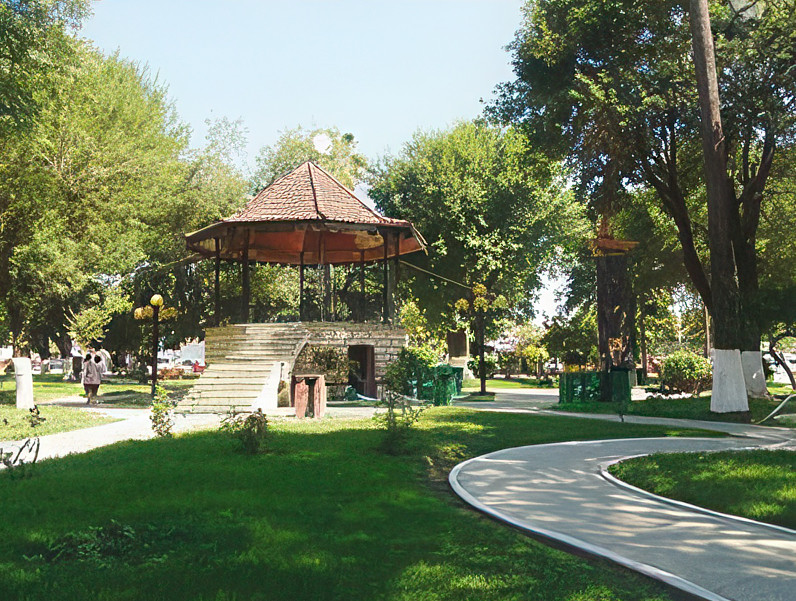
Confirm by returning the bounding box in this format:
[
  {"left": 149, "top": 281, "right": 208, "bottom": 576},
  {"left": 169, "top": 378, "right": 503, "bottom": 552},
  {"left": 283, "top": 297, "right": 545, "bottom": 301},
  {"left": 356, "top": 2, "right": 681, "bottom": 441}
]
[{"left": 150, "top": 294, "right": 163, "bottom": 396}]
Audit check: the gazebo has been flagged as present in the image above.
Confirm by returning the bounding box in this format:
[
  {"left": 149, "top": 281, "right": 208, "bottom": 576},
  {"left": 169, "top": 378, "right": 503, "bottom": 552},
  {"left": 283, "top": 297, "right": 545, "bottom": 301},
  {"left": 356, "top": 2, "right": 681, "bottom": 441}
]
[
  {"left": 179, "top": 161, "right": 426, "bottom": 413},
  {"left": 185, "top": 160, "right": 425, "bottom": 324}
]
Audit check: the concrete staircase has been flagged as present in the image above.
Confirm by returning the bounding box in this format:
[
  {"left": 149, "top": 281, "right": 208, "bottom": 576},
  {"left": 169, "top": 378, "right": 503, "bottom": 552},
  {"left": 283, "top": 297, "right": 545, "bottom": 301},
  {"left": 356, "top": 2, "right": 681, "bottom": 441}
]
[{"left": 177, "top": 323, "right": 309, "bottom": 414}]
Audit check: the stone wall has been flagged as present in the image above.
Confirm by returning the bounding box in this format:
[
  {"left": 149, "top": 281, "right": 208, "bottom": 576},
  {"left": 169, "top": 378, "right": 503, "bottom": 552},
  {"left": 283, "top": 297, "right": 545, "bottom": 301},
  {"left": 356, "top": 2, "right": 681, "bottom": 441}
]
[{"left": 300, "top": 322, "right": 407, "bottom": 382}]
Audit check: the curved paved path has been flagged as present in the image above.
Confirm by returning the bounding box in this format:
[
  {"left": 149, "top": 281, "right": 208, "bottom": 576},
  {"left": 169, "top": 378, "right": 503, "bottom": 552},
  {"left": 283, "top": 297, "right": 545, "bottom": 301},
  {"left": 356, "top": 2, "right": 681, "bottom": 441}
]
[{"left": 451, "top": 395, "right": 796, "bottom": 601}]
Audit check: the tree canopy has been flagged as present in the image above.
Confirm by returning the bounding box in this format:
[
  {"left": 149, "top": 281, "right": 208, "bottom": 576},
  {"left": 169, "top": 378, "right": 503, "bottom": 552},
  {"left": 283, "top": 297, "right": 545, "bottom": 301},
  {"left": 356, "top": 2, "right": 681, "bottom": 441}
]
[
  {"left": 489, "top": 0, "right": 796, "bottom": 351},
  {"left": 368, "top": 121, "right": 586, "bottom": 333}
]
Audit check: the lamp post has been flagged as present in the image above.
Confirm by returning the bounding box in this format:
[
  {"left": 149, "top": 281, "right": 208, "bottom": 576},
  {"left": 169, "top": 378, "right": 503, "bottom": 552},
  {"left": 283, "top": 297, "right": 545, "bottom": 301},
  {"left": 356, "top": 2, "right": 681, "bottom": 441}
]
[{"left": 150, "top": 294, "right": 163, "bottom": 396}]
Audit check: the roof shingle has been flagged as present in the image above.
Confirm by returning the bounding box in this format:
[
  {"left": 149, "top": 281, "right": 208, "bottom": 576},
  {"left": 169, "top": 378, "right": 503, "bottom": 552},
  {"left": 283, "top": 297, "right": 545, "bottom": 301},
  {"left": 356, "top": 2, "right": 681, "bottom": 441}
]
[{"left": 229, "top": 161, "right": 408, "bottom": 227}]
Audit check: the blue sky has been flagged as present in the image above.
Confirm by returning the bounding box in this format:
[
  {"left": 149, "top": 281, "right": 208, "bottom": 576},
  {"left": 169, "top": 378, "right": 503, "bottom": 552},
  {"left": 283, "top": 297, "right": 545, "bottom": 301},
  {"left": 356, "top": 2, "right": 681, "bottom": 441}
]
[{"left": 81, "top": 0, "right": 525, "bottom": 165}]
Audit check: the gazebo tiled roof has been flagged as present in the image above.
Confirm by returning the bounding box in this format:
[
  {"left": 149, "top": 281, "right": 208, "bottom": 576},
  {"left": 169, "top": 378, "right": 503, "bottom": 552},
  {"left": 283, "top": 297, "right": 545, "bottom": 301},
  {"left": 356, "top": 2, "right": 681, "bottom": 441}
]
[
  {"left": 185, "top": 161, "right": 425, "bottom": 265},
  {"left": 230, "top": 161, "right": 409, "bottom": 227}
]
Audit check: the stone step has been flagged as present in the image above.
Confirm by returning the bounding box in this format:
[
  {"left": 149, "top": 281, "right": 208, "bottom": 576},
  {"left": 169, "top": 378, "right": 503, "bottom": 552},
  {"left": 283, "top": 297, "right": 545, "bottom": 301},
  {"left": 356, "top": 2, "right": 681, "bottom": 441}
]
[
  {"left": 186, "top": 390, "right": 261, "bottom": 400},
  {"left": 190, "top": 383, "right": 265, "bottom": 392}
]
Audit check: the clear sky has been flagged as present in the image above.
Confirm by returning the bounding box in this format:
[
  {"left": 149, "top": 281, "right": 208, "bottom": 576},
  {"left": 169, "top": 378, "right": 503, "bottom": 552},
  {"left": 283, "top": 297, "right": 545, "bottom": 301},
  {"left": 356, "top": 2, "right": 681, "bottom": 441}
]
[{"left": 80, "top": 0, "right": 526, "bottom": 165}]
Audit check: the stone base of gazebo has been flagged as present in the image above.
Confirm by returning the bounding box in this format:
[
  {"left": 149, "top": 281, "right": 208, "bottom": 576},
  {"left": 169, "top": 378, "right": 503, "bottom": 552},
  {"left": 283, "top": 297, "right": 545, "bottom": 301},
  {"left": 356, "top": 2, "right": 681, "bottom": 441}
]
[{"left": 177, "top": 322, "right": 406, "bottom": 414}]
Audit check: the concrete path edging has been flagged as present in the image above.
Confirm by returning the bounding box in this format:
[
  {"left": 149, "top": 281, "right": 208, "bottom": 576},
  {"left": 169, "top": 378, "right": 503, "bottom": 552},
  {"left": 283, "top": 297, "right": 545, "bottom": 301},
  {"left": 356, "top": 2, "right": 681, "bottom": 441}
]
[
  {"left": 599, "top": 454, "right": 796, "bottom": 539},
  {"left": 449, "top": 439, "right": 732, "bottom": 601},
  {"left": 449, "top": 410, "right": 796, "bottom": 601}
]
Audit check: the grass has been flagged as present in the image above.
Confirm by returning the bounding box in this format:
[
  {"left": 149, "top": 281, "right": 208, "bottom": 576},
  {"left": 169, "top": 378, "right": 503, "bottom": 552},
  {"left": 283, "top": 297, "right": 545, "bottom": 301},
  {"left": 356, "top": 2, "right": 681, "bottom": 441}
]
[
  {"left": 0, "top": 408, "right": 718, "bottom": 601},
  {"left": 768, "top": 381, "right": 796, "bottom": 396},
  {"left": 462, "top": 377, "right": 557, "bottom": 390},
  {"left": 456, "top": 392, "right": 496, "bottom": 402},
  {"left": 0, "top": 374, "right": 195, "bottom": 408},
  {"left": 609, "top": 450, "right": 796, "bottom": 529},
  {"left": 556, "top": 395, "right": 786, "bottom": 424},
  {"left": 0, "top": 406, "right": 116, "bottom": 441}
]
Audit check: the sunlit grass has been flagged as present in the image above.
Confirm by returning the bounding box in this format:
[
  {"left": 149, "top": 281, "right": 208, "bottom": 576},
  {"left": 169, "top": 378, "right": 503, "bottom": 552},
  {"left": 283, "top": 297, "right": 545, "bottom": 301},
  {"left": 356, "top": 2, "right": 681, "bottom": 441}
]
[
  {"left": 462, "top": 377, "right": 557, "bottom": 390},
  {"left": 610, "top": 450, "right": 796, "bottom": 529},
  {"left": 0, "top": 374, "right": 194, "bottom": 408},
  {"left": 557, "top": 396, "right": 784, "bottom": 424},
  {"left": 0, "top": 408, "right": 717, "bottom": 601},
  {"left": 0, "top": 406, "right": 116, "bottom": 441}
]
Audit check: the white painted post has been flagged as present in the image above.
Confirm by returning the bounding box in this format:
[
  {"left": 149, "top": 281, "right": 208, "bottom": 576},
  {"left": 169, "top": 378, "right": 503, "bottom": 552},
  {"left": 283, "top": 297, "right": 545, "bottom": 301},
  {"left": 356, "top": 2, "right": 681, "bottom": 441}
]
[
  {"left": 12, "top": 358, "right": 35, "bottom": 410},
  {"left": 741, "top": 350, "right": 769, "bottom": 399},
  {"left": 710, "top": 349, "right": 748, "bottom": 412}
]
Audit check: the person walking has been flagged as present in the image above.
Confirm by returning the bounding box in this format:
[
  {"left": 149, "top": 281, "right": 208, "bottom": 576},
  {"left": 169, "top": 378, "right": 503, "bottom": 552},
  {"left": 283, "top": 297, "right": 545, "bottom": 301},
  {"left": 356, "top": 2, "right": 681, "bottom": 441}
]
[{"left": 81, "top": 353, "right": 102, "bottom": 404}]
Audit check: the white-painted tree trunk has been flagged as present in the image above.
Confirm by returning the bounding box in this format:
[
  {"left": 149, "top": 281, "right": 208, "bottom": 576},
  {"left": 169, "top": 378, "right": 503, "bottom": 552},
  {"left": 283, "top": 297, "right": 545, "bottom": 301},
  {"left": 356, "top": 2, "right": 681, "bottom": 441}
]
[
  {"left": 710, "top": 349, "right": 749, "bottom": 413},
  {"left": 740, "top": 350, "right": 769, "bottom": 399}
]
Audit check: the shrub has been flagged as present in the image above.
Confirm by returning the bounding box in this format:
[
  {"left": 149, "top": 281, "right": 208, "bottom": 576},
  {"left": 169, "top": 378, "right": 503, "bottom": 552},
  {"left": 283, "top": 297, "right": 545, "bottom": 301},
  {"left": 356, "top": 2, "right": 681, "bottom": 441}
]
[
  {"left": 384, "top": 345, "right": 438, "bottom": 396},
  {"left": 277, "top": 381, "right": 290, "bottom": 407},
  {"left": 149, "top": 386, "right": 176, "bottom": 437},
  {"left": 221, "top": 409, "right": 269, "bottom": 454},
  {"left": 467, "top": 354, "right": 498, "bottom": 379},
  {"left": 374, "top": 392, "right": 427, "bottom": 455},
  {"left": 660, "top": 350, "right": 712, "bottom": 396}
]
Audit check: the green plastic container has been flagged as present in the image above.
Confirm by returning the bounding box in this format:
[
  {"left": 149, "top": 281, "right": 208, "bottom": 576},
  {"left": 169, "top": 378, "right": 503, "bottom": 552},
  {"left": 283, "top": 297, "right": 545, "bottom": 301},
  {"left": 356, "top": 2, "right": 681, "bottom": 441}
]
[{"left": 559, "top": 370, "right": 632, "bottom": 403}]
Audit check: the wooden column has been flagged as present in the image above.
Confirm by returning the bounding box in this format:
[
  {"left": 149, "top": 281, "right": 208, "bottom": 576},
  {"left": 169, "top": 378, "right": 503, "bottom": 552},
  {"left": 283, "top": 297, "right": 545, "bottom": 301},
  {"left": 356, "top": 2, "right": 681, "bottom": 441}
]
[
  {"left": 214, "top": 237, "right": 221, "bottom": 327},
  {"left": 299, "top": 252, "right": 306, "bottom": 321},
  {"left": 241, "top": 229, "right": 250, "bottom": 323},
  {"left": 359, "top": 250, "right": 365, "bottom": 322},
  {"left": 382, "top": 232, "right": 390, "bottom": 323}
]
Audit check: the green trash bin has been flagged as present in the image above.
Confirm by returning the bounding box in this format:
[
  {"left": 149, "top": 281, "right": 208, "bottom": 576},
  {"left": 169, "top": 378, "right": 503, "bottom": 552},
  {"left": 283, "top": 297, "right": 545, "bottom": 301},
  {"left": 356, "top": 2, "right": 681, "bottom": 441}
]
[
  {"left": 451, "top": 366, "right": 464, "bottom": 394},
  {"left": 432, "top": 364, "right": 456, "bottom": 406}
]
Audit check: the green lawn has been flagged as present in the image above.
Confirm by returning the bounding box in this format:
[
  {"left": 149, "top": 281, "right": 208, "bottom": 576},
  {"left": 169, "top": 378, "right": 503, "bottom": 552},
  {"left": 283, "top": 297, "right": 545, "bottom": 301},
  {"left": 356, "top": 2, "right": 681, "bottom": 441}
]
[
  {"left": 0, "top": 409, "right": 717, "bottom": 601},
  {"left": 0, "top": 374, "right": 195, "bottom": 408},
  {"left": 609, "top": 450, "right": 796, "bottom": 529},
  {"left": 462, "top": 377, "right": 556, "bottom": 390},
  {"left": 556, "top": 395, "right": 786, "bottom": 424},
  {"left": 0, "top": 405, "right": 116, "bottom": 441}
]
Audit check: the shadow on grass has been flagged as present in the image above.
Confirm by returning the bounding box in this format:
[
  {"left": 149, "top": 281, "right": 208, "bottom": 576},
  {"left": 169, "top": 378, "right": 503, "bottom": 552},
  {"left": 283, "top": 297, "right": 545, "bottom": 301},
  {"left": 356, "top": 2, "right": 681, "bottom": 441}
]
[{"left": 0, "top": 410, "right": 704, "bottom": 601}]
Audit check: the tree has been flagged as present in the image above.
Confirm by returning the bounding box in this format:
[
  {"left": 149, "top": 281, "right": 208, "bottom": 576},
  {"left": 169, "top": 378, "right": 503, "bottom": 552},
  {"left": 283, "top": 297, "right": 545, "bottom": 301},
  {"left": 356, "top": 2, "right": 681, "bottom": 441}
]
[
  {"left": 369, "top": 121, "right": 586, "bottom": 334},
  {"left": 0, "top": 0, "right": 90, "bottom": 132},
  {"left": 250, "top": 125, "right": 366, "bottom": 191},
  {"left": 490, "top": 0, "right": 796, "bottom": 407}
]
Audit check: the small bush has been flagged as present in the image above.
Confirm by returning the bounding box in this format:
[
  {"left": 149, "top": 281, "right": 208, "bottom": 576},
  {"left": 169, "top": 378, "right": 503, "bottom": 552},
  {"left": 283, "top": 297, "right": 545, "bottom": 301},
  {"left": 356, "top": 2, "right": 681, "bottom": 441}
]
[
  {"left": 277, "top": 381, "right": 290, "bottom": 408},
  {"left": 467, "top": 354, "right": 498, "bottom": 379},
  {"left": 221, "top": 409, "right": 269, "bottom": 454},
  {"left": 374, "top": 392, "right": 426, "bottom": 455},
  {"left": 149, "top": 386, "right": 176, "bottom": 437},
  {"left": 660, "top": 350, "right": 712, "bottom": 396},
  {"left": 384, "top": 345, "right": 438, "bottom": 396}
]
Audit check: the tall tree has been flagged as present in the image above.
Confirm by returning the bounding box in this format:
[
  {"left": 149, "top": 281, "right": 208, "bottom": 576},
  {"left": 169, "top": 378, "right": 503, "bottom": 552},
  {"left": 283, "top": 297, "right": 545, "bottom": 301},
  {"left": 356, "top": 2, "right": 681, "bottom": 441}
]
[
  {"left": 250, "top": 125, "right": 366, "bottom": 191},
  {"left": 490, "top": 0, "right": 796, "bottom": 406},
  {"left": 368, "top": 121, "right": 586, "bottom": 335}
]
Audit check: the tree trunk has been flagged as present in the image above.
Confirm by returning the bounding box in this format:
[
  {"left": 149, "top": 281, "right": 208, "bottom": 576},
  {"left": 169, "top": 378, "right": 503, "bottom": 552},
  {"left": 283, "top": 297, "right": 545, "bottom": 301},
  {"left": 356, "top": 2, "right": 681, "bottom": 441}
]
[
  {"left": 639, "top": 307, "right": 648, "bottom": 376},
  {"left": 690, "top": 0, "right": 747, "bottom": 412},
  {"left": 477, "top": 313, "right": 486, "bottom": 395},
  {"left": 769, "top": 333, "right": 796, "bottom": 391}
]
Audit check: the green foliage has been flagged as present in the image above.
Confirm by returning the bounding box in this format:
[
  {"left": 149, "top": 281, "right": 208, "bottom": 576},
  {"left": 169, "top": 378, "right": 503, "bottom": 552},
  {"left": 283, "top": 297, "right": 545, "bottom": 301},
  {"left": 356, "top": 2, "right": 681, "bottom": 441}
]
[
  {"left": 491, "top": 0, "right": 796, "bottom": 349},
  {"left": 149, "top": 386, "right": 176, "bottom": 437},
  {"left": 542, "top": 307, "right": 599, "bottom": 366},
  {"left": 374, "top": 392, "right": 427, "bottom": 455},
  {"left": 467, "top": 354, "right": 498, "bottom": 379},
  {"left": 0, "top": 0, "right": 91, "bottom": 132},
  {"left": 369, "top": 121, "right": 586, "bottom": 331},
  {"left": 68, "top": 286, "right": 132, "bottom": 349},
  {"left": 660, "top": 350, "right": 712, "bottom": 396},
  {"left": 221, "top": 409, "right": 269, "bottom": 455},
  {"left": 251, "top": 125, "right": 366, "bottom": 191},
  {"left": 383, "top": 345, "right": 438, "bottom": 396}
]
